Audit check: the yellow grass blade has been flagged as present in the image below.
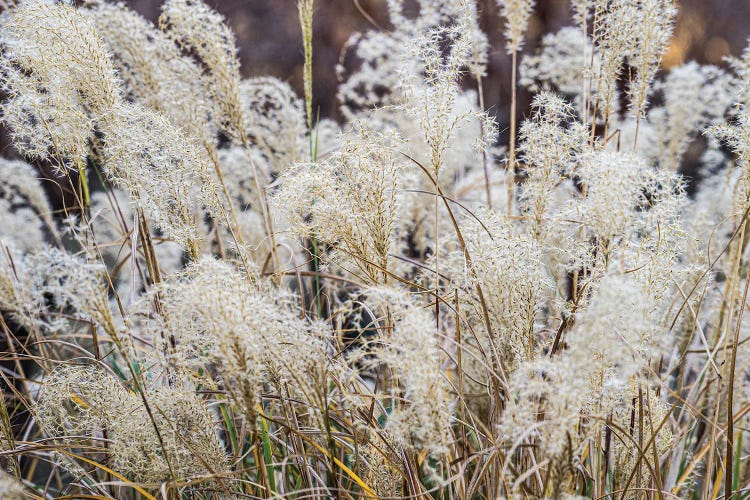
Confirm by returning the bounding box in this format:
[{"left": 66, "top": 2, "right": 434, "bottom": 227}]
[
  {"left": 255, "top": 405, "right": 376, "bottom": 497},
  {"left": 61, "top": 451, "right": 157, "bottom": 500}
]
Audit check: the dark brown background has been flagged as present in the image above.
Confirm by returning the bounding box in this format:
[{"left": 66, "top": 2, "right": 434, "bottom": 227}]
[
  {"left": 123, "top": 0, "right": 750, "bottom": 130},
  {"left": 2, "top": 0, "right": 749, "bottom": 174}
]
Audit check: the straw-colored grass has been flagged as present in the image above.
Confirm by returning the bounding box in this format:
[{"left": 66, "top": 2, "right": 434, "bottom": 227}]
[{"left": 0, "top": 0, "right": 747, "bottom": 498}]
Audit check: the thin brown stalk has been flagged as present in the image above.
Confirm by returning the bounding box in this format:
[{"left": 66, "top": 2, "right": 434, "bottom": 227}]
[
  {"left": 725, "top": 219, "right": 750, "bottom": 500},
  {"left": 477, "top": 75, "right": 492, "bottom": 209},
  {"left": 507, "top": 50, "right": 518, "bottom": 216}
]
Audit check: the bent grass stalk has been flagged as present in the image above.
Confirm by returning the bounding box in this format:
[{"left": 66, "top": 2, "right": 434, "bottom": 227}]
[{"left": 0, "top": 0, "right": 749, "bottom": 498}]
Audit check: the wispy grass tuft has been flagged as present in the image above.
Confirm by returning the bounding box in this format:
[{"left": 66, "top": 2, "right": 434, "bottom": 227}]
[{"left": 0, "top": 0, "right": 749, "bottom": 498}]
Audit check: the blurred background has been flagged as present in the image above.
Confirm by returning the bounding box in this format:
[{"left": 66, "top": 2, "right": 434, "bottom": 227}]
[
  {"left": 120, "top": 0, "right": 750, "bottom": 130},
  {"left": 2, "top": 0, "right": 749, "bottom": 190}
]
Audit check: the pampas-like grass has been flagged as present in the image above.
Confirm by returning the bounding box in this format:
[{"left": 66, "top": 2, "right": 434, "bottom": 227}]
[{"left": 1, "top": 0, "right": 750, "bottom": 498}]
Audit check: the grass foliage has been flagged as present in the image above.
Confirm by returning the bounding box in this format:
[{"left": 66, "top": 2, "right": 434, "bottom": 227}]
[{"left": 0, "top": 0, "right": 748, "bottom": 498}]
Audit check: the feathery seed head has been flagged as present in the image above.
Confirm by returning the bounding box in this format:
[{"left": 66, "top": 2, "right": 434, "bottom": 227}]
[
  {"left": 362, "top": 286, "right": 453, "bottom": 455},
  {"left": 240, "top": 77, "right": 307, "bottom": 173},
  {"left": 497, "top": 0, "right": 536, "bottom": 54},
  {"left": 36, "top": 364, "right": 228, "bottom": 484},
  {"left": 3, "top": 0, "right": 120, "bottom": 116},
  {"left": 0, "top": 471, "right": 24, "bottom": 499},
  {"left": 82, "top": 0, "right": 218, "bottom": 144},
  {"left": 99, "top": 103, "right": 221, "bottom": 254},
  {"left": 160, "top": 0, "right": 246, "bottom": 142}
]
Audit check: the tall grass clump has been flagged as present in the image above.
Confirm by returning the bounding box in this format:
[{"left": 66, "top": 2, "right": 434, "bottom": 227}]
[{"left": 0, "top": 0, "right": 749, "bottom": 498}]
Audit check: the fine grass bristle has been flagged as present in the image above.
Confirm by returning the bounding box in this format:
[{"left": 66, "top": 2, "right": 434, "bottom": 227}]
[{"left": 0, "top": 0, "right": 747, "bottom": 498}]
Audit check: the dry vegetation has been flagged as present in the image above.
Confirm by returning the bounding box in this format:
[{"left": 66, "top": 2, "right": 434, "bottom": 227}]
[{"left": 0, "top": 0, "right": 748, "bottom": 498}]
